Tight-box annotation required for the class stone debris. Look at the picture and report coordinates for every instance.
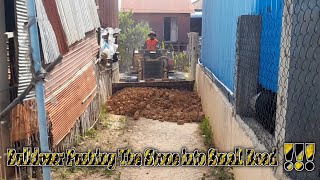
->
[107,87,204,123]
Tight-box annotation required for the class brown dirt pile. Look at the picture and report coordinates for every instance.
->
[106,87,205,123]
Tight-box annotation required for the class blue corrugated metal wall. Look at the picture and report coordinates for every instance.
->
[257,0,283,92]
[201,0,283,93]
[202,0,258,92]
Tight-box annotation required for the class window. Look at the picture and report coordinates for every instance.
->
[164,17,178,42]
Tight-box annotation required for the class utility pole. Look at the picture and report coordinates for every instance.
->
[26,0,51,179]
[188,32,199,81]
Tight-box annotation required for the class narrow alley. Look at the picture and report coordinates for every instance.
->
[52,108,231,180]
[1,0,319,180]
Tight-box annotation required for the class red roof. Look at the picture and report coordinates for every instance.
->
[121,0,194,14]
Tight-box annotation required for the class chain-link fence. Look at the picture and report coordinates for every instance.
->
[234,0,319,179]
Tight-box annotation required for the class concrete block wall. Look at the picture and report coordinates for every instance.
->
[196,64,281,180]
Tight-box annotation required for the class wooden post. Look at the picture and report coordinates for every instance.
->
[188,32,199,81]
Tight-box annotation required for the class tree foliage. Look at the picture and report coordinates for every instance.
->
[118,12,151,72]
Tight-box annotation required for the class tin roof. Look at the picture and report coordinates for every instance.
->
[121,0,194,14]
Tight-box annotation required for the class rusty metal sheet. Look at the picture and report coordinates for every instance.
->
[12,35,99,146]
[46,64,97,146]
[55,0,80,45]
[55,0,100,46]
[42,0,69,54]
[35,0,60,64]
[43,35,99,146]
[10,99,39,142]
[44,34,99,97]
[96,0,119,28]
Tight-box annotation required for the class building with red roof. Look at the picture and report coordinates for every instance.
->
[121,0,194,51]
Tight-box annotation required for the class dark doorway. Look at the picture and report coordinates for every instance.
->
[164,17,171,41]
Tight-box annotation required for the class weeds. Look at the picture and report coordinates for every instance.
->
[200,118,234,180]
[85,128,97,139]
[101,104,107,114]
[73,135,84,147]
[200,117,213,147]
[105,169,113,177]
[214,167,234,180]
[53,167,73,179]
[174,52,189,72]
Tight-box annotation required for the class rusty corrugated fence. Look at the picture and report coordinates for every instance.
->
[35,0,60,64]
[55,0,100,46]
[42,0,69,54]
[96,0,119,28]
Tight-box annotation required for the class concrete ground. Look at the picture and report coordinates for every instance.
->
[52,114,230,180]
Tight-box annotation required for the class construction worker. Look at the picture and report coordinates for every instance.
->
[144,31,159,51]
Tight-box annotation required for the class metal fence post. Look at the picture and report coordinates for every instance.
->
[26,0,51,179]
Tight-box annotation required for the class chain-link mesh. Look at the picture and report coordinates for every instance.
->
[234,0,319,179]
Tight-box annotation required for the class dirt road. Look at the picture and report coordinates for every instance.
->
[52,114,231,180]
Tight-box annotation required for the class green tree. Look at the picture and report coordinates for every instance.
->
[118,12,151,72]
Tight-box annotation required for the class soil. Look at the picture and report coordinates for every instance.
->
[52,115,220,180]
[52,88,233,179]
[106,87,205,123]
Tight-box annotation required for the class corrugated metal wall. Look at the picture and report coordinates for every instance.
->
[42,0,69,54]
[201,0,283,93]
[35,0,60,64]
[44,34,99,146]
[95,0,119,28]
[55,0,100,46]
[16,0,34,98]
[15,0,100,97]
[9,0,107,150]
[10,34,99,145]
[47,64,97,146]
[201,0,258,92]
[10,99,39,142]
[257,0,283,92]
[44,34,98,96]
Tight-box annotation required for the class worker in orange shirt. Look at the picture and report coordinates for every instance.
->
[144,31,159,51]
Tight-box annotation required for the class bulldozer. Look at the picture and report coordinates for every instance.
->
[97,27,194,94]
[132,49,174,81]
[113,47,194,94]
